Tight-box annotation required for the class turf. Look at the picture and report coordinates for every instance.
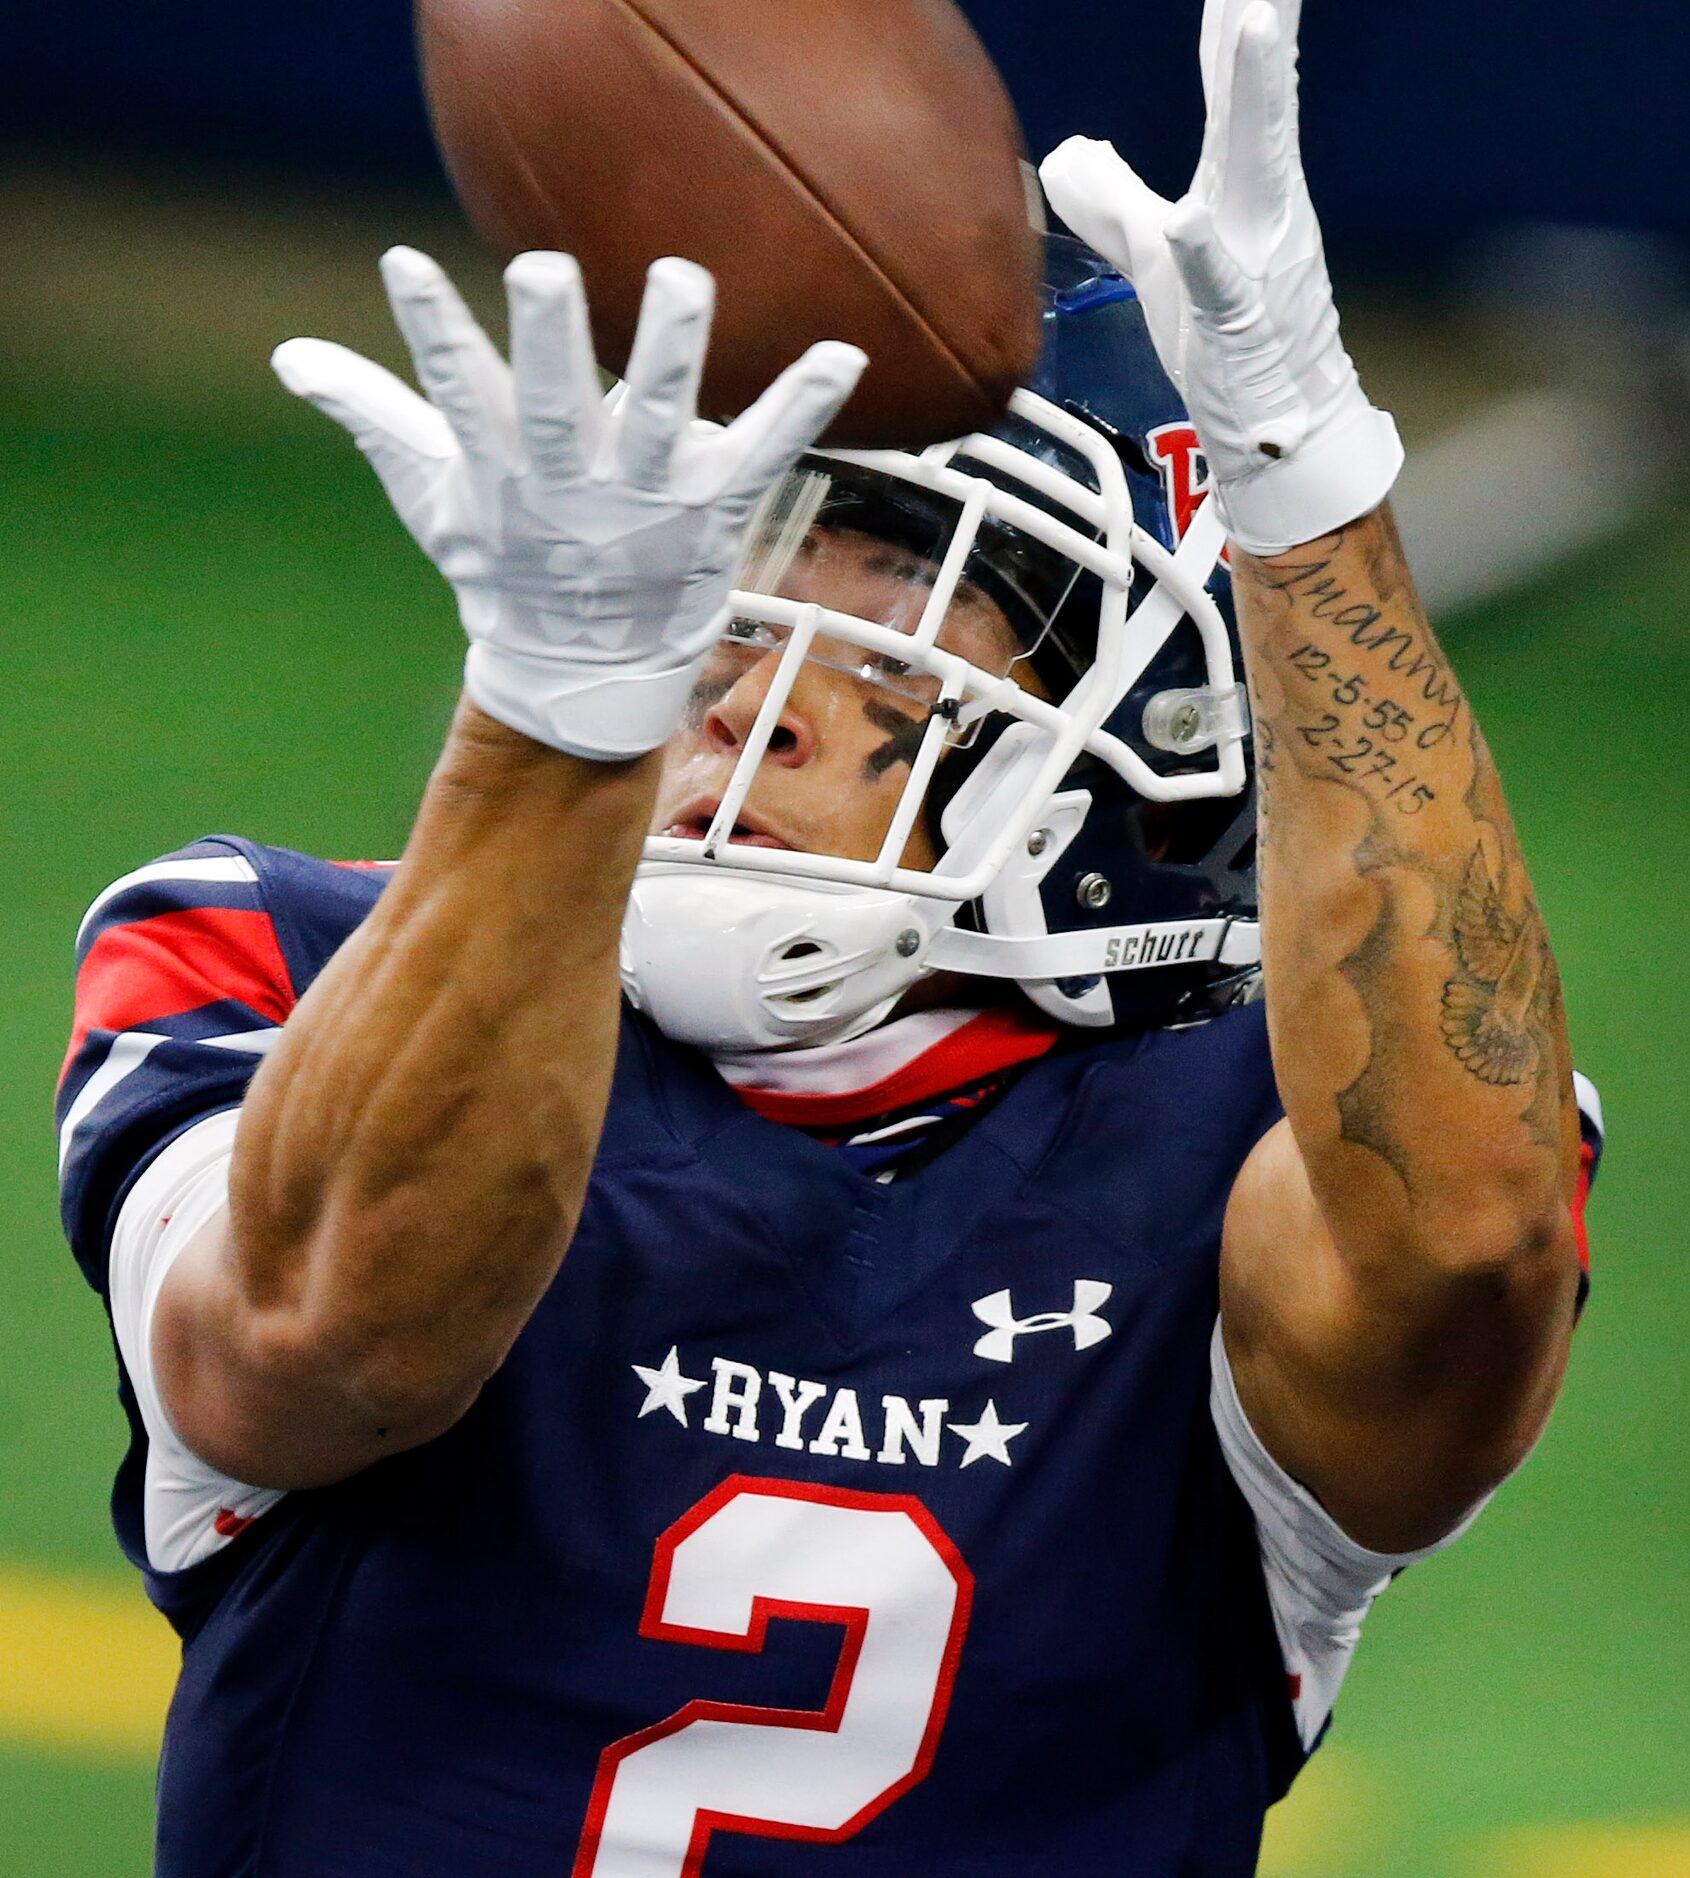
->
[1,383,1684,1874]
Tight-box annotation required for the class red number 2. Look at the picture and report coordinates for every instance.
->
[572,1476,975,1877]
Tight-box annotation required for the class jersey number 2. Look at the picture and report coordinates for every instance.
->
[571,1476,974,1877]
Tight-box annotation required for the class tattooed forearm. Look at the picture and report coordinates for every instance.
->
[1224,509,1579,1556]
[1234,505,1577,1227]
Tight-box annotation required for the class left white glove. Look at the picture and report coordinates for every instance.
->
[1040,0,1402,557]
[274,248,865,760]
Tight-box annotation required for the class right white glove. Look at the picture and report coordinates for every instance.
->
[1040,0,1402,556]
[274,249,866,760]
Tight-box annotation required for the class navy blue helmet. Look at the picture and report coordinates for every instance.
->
[975,233,1259,1029]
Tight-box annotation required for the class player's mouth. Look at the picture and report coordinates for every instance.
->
[664,801,795,851]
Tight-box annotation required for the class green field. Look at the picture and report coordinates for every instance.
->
[1,186,1686,1873]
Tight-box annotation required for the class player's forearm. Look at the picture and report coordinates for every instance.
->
[222,702,658,1427]
[1233,505,1582,1279]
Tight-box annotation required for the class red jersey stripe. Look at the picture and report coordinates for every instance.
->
[734,1007,1063,1128]
[63,907,295,1078]
[1571,1138,1595,1272]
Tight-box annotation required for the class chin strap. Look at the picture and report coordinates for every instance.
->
[925,914,1260,981]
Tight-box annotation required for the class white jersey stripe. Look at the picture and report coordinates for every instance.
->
[107,1111,285,1572]
[201,1028,283,1056]
[58,1032,169,1172]
[1573,1070,1605,1143]
[58,1026,278,1174]
[76,857,259,950]
[1210,1320,1488,1751]
[713,1007,980,1096]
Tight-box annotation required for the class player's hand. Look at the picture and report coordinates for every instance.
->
[1039,0,1402,557]
[273,251,866,760]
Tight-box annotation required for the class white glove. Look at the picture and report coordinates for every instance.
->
[1040,0,1402,557]
[273,249,866,759]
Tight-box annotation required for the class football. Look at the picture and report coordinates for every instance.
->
[416,0,1043,446]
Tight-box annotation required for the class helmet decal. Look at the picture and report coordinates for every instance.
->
[1146,422,1217,550]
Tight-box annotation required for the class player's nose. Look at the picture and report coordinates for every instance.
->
[704,652,817,768]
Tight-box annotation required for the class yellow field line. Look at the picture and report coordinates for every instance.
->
[0,1564,175,1761]
[1259,1745,1389,1874]
[1465,1823,1690,1878]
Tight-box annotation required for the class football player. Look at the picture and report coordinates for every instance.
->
[58,1,1602,1871]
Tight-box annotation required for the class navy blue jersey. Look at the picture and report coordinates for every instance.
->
[57,837,1602,1877]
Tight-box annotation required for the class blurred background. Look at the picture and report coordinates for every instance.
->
[1,1,1686,1872]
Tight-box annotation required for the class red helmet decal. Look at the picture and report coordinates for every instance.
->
[1145,422,1212,544]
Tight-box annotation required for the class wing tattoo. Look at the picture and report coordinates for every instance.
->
[1439,848,1553,1087]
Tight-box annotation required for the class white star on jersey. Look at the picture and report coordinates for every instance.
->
[631,1347,708,1426]
[948,1400,1029,1468]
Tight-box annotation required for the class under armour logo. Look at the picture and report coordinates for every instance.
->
[971,1282,1115,1364]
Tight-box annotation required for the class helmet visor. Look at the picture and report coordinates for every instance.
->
[652,463,1052,881]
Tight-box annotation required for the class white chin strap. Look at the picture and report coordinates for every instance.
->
[621,864,1260,1056]
[621,868,934,1053]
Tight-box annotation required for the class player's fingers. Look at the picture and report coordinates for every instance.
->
[506,251,605,484]
[1039,139,1173,287]
[615,258,716,491]
[714,340,867,509]
[273,337,457,503]
[1208,4,1295,239]
[1043,137,1193,387]
[1166,198,1255,324]
[1199,0,1301,107]
[1198,0,1239,106]
[380,246,519,475]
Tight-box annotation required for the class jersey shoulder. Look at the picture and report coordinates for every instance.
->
[1058,998,1282,1156]
[1570,1070,1605,1293]
[1573,1070,1606,1180]
[71,834,394,996]
[58,835,395,1290]
[1076,995,1282,1191]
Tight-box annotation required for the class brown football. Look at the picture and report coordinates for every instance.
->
[416,0,1043,446]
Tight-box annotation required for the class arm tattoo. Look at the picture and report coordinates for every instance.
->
[1242,515,1572,1195]
[1441,847,1558,1088]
